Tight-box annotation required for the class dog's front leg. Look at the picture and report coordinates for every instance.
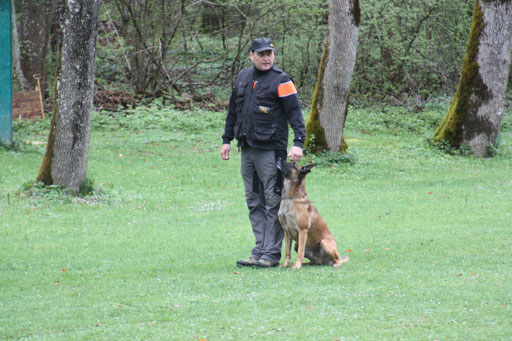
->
[293,228,308,270]
[281,230,292,268]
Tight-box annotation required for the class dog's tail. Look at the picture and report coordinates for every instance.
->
[333,255,349,268]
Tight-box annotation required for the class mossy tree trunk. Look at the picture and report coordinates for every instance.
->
[304,0,360,153]
[434,0,512,157]
[36,0,98,192]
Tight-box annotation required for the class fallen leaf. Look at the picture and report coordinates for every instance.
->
[346,249,352,253]
[428,192,432,195]
[384,248,390,251]
[307,306,313,310]
[233,271,241,275]
[456,274,463,277]
[61,268,67,271]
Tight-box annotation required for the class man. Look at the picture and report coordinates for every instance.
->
[220,37,306,268]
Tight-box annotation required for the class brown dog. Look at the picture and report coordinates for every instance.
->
[277,159,348,270]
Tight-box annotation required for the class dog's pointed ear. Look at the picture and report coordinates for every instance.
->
[300,164,315,175]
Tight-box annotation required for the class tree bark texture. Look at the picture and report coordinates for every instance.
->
[304,0,360,153]
[434,0,512,157]
[36,0,98,191]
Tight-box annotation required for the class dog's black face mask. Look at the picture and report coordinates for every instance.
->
[277,158,315,180]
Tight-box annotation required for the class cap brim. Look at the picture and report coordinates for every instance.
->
[254,47,275,53]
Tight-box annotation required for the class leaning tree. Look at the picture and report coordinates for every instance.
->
[434,0,512,157]
[304,0,360,153]
[36,0,99,192]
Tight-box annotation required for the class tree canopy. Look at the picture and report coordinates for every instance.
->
[14,0,510,107]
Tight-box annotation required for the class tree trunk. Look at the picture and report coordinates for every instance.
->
[36,0,98,192]
[434,0,512,157]
[19,0,47,89]
[304,0,360,153]
[11,0,29,90]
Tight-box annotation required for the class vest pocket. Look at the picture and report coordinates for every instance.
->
[252,110,276,143]
[252,124,276,143]
[234,82,247,113]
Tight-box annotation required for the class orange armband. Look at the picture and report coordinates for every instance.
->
[278,81,297,98]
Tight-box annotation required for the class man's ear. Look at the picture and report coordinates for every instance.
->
[300,164,315,175]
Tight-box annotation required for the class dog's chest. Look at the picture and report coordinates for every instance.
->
[278,200,299,240]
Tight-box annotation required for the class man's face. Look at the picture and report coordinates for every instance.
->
[250,50,275,71]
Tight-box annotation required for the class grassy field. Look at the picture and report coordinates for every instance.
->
[1,101,511,340]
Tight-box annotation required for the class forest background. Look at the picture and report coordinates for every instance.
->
[4,1,512,338]
[15,0,512,113]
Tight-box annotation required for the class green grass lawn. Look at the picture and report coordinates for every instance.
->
[1,101,511,340]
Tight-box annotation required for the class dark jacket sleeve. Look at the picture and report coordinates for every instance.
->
[280,76,306,148]
[222,87,237,144]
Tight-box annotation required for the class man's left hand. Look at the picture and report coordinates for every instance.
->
[288,146,303,161]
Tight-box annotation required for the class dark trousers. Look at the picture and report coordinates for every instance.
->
[241,146,283,263]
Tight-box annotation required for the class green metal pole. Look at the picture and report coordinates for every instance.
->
[0,0,12,146]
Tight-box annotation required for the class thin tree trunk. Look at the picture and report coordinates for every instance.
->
[40,0,60,94]
[304,0,360,153]
[36,0,98,191]
[19,0,47,89]
[434,0,512,157]
[36,46,60,186]
[11,0,29,90]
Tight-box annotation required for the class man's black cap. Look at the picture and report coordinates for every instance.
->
[251,37,275,53]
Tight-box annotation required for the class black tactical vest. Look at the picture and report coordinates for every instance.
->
[232,66,289,150]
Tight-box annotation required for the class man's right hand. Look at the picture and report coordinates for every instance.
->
[220,144,231,160]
